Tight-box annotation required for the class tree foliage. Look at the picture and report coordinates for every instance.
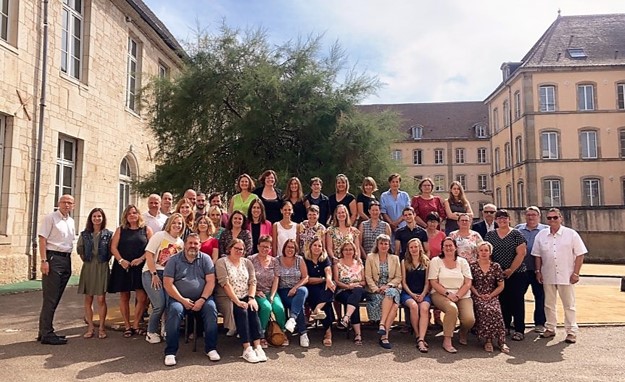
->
[137,26,401,198]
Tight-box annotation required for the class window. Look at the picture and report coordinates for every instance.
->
[391,149,402,161]
[504,143,512,168]
[455,148,465,164]
[410,125,423,140]
[515,136,523,163]
[503,100,510,127]
[495,188,502,207]
[517,181,525,207]
[158,62,169,78]
[0,115,5,208]
[539,85,556,112]
[578,84,595,111]
[492,108,499,132]
[620,129,625,158]
[477,174,488,191]
[477,147,487,164]
[475,124,487,138]
[412,149,422,165]
[55,137,76,203]
[505,184,513,207]
[126,36,141,112]
[582,178,601,206]
[514,91,521,120]
[541,131,559,159]
[434,149,444,164]
[61,0,83,80]
[455,174,466,190]
[119,158,132,221]
[543,179,562,207]
[494,147,500,172]
[580,130,598,159]
[434,175,445,192]
[618,83,625,110]
[568,48,587,59]
[0,0,9,42]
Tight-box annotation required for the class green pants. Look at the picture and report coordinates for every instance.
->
[255,294,286,334]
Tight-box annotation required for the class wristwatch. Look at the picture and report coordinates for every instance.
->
[152,271,157,276]
[41,259,49,263]
[444,291,450,296]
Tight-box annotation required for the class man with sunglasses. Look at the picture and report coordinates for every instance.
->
[472,203,498,239]
[532,208,587,344]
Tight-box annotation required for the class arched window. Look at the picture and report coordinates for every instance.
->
[118,156,137,222]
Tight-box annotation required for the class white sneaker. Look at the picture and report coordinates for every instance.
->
[254,345,267,362]
[242,346,260,363]
[145,332,161,344]
[207,350,221,361]
[299,332,310,348]
[164,355,176,366]
[160,322,167,338]
[285,318,296,333]
[226,328,237,337]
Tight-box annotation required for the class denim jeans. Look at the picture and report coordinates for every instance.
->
[141,270,167,333]
[232,297,262,344]
[277,286,308,334]
[524,270,546,326]
[164,297,218,355]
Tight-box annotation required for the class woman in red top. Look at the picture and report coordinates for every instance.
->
[411,178,446,229]
[196,215,219,262]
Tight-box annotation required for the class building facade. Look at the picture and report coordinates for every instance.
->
[0,0,183,283]
[485,13,625,209]
[361,102,492,215]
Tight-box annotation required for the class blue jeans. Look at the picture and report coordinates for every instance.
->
[525,270,546,326]
[164,298,218,356]
[141,270,167,333]
[278,286,308,334]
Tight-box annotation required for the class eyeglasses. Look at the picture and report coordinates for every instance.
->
[483,211,496,214]
[546,216,559,221]
[233,247,245,252]
[259,245,271,250]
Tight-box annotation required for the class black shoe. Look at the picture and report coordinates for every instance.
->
[379,339,393,349]
[36,334,67,341]
[41,336,68,345]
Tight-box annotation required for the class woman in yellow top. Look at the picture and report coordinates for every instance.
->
[229,174,259,215]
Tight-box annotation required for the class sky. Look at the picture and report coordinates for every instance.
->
[143,0,625,105]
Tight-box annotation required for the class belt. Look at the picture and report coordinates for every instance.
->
[47,250,71,257]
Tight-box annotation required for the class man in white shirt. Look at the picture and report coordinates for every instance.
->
[144,194,168,233]
[532,208,587,344]
[161,192,173,216]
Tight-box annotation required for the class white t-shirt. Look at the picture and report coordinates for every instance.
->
[143,211,168,233]
[532,225,587,285]
[428,256,472,299]
[142,231,184,272]
[38,210,75,253]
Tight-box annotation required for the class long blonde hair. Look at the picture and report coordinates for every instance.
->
[404,238,429,271]
[304,236,328,263]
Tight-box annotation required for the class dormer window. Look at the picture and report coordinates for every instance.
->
[474,124,488,139]
[410,125,423,140]
[568,48,587,59]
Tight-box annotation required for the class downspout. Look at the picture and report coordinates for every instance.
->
[30,0,49,280]
[507,84,516,207]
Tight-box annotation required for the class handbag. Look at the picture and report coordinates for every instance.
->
[266,316,286,346]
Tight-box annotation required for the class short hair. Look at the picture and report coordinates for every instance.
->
[388,173,401,182]
[482,203,497,211]
[164,213,186,235]
[368,200,381,210]
[418,177,434,192]
[525,206,541,215]
[196,192,206,199]
[185,233,201,243]
[439,237,458,260]
[307,204,320,213]
[477,241,493,253]
[338,240,357,258]
[227,210,247,230]
[258,170,278,186]
[426,211,440,222]
[258,235,272,244]
[495,209,510,218]
[282,238,299,257]
[226,238,245,254]
[235,173,256,193]
[548,208,562,217]
[148,194,161,202]
[120,205,145,229]
[247,198,267,223]
[310,177,323,186]
[361,177,378,193]
[402,206,415,215]
[208,192,222,203]
[85,208,107,232]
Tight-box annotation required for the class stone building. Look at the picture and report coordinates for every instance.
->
[0,0,184,283]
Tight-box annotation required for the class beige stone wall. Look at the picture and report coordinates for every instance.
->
[0,0,182,284]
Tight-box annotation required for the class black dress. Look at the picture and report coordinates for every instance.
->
[108,227,148,292]
[254,188,283,223]
[328,193,356,222]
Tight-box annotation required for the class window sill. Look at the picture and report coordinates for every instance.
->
[59,72,90,92]
[125,107,142,120]
[0,39,18,55]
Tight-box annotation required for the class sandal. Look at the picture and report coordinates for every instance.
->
[123,328,134,338]
[376,324,387,336]
[323,334,332,347]
[500,343,510,354]
[339,315,350,329]
[134,328,147,336]
[417,339,429,353]
[484,341,494,352]
[511,332,524,341]
[83,327,95,339]
[443,344,457,353]
[353,334,362,346]
[98,330,107,339]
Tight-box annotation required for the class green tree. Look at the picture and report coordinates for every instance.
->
[138,26,401,198]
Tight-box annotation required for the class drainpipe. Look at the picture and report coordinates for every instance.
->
[30,0,49,280]
[507,84,516,207]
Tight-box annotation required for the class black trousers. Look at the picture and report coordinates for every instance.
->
[39,251,72,339]
[499,271,528,333]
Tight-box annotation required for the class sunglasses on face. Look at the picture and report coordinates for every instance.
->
[546,216,559,221]
[483,211,496,214]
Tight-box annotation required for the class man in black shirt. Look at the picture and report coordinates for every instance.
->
[304,177,330,227]
[394,207,428,260]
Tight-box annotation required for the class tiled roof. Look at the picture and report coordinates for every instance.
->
[126,0,186,58]
[358,102,489,141]
[521,13,625,68]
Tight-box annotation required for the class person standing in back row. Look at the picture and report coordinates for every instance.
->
[38,194,76,345]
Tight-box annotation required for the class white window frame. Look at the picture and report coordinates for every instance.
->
[503,100,510,127]
[475,124,487,138]
[391,149,402,161]
[541,131,559,160]
[434,175,445,192]
[61,0,83,80]
[583,178,601,206]
[455,148,465,164]
[515,136,523,164]
[494,147,500,172]
[126,36,140,112]
[504,143,512,168]
[119,158,132,221]
[410,125,423,140]
[477,147,487,164]
[158,61,169,78]
[455,174,466,190]
[580,130,598,159]
[434,149,444,165]
[412,149,422,165]
[505,184,513,208]
[543,179,562,207]
[0,0,9,42]
[477,174,488,191]
[514,91,521,120]
[539,85,556,112]
[55,136,76,202]
[578,84,595,111]
[618,83,625,110]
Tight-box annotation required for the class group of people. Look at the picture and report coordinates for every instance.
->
[37,172,587,366]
